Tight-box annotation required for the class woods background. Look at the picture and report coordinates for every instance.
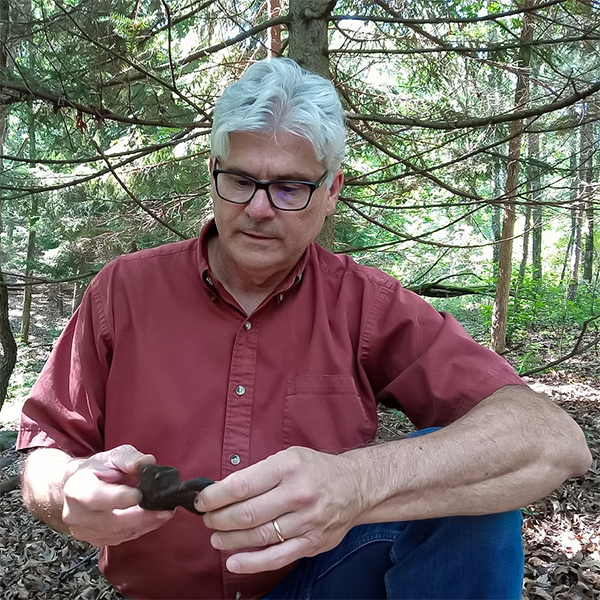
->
[0,3,600,598]
[0,0,599,410]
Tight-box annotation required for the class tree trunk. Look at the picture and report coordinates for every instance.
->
[513,204,531,317]
[0,0,18,412]
[561,150,578,284]
[580,117,594,282]
[491,158,503,279]
[21,222,36,343]
[584,201,594,283]
[267,0,282,57]
[21,79,38,344]
[513,118,536,317]
[527,126,543,282]
[568,205,583,301]
[288,0,337,251]
[567,114,592,299]
[490,1,534,353]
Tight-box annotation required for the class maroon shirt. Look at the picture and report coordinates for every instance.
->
[18,221,524,599]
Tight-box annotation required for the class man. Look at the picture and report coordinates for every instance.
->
[18,58,590,600]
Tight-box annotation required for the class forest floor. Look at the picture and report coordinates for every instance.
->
[0,287,599,599]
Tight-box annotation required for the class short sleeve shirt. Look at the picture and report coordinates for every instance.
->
[17,220,524,599]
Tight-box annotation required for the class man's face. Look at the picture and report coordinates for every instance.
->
[210,131,343,286]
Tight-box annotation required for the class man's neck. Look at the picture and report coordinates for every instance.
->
[207,237,289,315]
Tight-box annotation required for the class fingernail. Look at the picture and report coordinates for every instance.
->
[194,494,206,513]
[227,559,241,573]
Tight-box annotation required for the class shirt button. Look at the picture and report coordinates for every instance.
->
[278,293,284,302]
[205,276,214,286]
[230,454,241,466]
[235,385,246,395]
[244,321,251,331]
[235,593,242,600]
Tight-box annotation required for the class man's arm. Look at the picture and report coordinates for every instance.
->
[198,385,591,574]
[349,384,591,522]
[21,448,86,534]
[21,445,174,546]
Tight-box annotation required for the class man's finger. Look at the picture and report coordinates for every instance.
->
[69,505,174,547]
[197,454,284,513]
[225,536,310,574]
[210,513,298,550]
[201,487,291,532]
[104,444,156,474]
[64,468,143,511]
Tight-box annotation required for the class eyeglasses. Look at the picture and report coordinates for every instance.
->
[212,161,328,211]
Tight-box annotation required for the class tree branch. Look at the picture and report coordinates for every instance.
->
[346,120,484,201]
[519,315,600,376]
[330,33,600,56]
[103,15,290,88]
[0,79,211,129]
[0,130,207,201]
[91,139,189,240]
[52,0,209,119]
[0,270,99,288]
[331,0,570,26]
[346,81,600,130]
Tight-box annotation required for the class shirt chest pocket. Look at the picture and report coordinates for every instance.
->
[282,375,376,454]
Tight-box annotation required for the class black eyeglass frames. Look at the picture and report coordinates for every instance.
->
[212,162,328,211]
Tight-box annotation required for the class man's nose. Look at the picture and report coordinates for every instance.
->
[245,188,276,220]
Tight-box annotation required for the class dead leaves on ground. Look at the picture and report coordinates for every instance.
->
[522,374,600,600]
[0,372,599,599]
[0,448,121,599]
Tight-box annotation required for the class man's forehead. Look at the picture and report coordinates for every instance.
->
[227,130,317,153]
[220,130,324,177]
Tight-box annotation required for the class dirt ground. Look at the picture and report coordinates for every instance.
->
[0,288,599,599]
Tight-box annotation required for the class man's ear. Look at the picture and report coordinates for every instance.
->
[326,169,344,215]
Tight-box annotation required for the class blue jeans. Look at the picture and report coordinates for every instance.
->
[262,512,524,599]
[263,428,524,599]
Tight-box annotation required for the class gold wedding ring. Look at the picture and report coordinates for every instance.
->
[272,519,285,543]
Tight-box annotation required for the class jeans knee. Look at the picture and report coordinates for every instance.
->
[390,510,523,563]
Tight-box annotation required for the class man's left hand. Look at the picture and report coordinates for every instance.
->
[196,446,364,574]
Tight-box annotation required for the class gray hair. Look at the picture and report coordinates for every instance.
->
[210,58,346,184]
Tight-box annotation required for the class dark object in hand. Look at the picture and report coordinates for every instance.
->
[138,464,214,514]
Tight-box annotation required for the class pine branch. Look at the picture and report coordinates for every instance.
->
[346,81,600,131]
[0,79,211,129]
[331,0,569,26]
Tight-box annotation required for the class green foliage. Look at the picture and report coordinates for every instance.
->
[0,430,17,451]
[109,13,152,54]
[431,270,600,374]
[0,0,598,383]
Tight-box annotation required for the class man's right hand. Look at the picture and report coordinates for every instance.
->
[22,445,174,547]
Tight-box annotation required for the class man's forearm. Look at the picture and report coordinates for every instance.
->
[21,448,85,534]
[345,385,592,524]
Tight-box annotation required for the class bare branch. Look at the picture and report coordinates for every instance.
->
[91,139,189,240]
[346,120,483,201]
[0,130,208,201]
[331,0,570,26]
[346,81,600,130]
[0,270,99,288]
[330,33,600,56]
[520,315,600,376]
[103,14,290,88]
